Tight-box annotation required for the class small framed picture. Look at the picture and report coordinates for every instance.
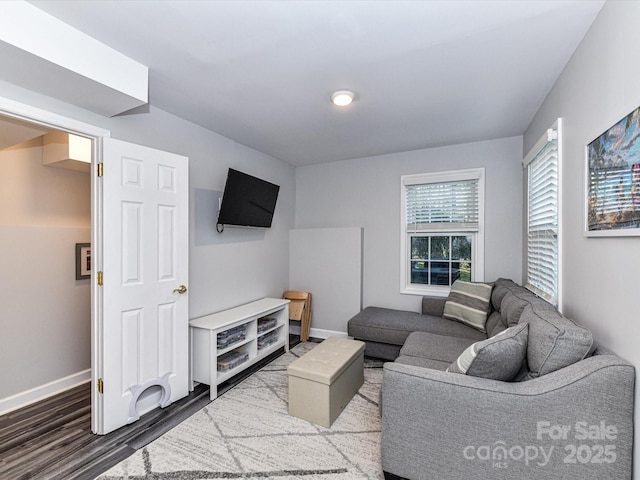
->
[76,243,91,280]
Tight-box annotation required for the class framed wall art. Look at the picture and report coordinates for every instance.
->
[75,243,91,280]
[585,106,640,236]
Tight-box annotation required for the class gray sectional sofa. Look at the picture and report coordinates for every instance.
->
[347,278,635,480]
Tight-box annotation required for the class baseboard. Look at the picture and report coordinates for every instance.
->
[289,325,349,340]
[0,369,91,416]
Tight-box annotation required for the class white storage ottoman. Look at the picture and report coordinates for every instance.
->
[287,337,365,427]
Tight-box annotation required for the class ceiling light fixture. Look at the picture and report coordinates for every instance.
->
[331,90,355,107]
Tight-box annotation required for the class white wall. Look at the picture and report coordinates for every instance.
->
[523,2,640,476]
[294,136,523,313]
[0,81,295,402]
[0,137,91,399]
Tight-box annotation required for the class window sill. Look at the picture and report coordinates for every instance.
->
[401,285,450,297]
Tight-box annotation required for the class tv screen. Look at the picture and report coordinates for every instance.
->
[217,168,280,228]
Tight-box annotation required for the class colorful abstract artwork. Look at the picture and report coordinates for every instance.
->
[586,106,640,235]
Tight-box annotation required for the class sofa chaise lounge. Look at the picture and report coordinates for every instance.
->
[347,278,635,480]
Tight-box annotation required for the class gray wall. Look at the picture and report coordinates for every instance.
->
[0,80,295,401]
[289,227,363,335]
[523,2,640,476]
[294,136,524,316]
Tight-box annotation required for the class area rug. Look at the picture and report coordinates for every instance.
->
[96,342,384,480]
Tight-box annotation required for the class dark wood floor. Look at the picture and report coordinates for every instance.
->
[0,340,298,480]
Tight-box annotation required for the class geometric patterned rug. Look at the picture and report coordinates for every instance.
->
[95,342,384,479]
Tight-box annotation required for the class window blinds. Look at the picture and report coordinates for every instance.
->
[406,179,479,232]
[526,138,558,304]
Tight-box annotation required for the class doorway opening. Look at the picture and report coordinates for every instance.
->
[0,99,107,434]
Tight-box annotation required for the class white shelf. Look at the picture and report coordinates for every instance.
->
[189,298,290,400]
[216,333,254,356]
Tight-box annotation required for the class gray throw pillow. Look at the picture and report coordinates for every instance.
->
[490,278,518,312]
[519,304,593,379]
[443,280,493,332]
[447,323,529,381]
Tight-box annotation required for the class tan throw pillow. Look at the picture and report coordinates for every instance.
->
[443,280,493,332]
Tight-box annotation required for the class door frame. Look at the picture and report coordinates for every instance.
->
[0,95,110,433]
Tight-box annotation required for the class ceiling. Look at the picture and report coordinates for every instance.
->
[26,0,605,167]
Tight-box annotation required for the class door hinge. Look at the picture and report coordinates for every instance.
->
[97,271,103,286]
[97,162,104,177]
[97,378,104,394]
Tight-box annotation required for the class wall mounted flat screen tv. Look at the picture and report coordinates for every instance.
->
[217,168,280,228]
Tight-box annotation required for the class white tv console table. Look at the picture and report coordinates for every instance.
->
[189,298,290,400]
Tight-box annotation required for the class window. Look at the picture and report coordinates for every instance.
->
[525,121,561,305]
[401,168,484,296]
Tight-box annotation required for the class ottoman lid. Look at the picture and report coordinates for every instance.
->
[287,337,365,385]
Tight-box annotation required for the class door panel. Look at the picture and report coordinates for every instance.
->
[97,138,188,435]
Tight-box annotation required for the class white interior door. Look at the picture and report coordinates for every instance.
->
[95,138,189,435]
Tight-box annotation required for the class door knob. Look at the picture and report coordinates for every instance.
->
[173,285,187,294]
